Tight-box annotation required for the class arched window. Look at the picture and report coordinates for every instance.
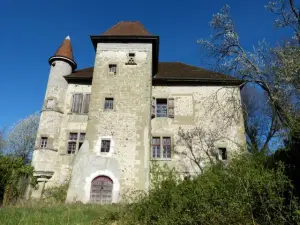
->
[90,176,113,204]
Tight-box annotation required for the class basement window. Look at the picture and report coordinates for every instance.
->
[217,148,227,160]
[40,137,48,148]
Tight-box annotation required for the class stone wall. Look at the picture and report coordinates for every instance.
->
[151,85,246,176]
[67,43,153,202]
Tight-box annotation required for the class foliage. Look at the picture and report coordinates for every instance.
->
[122,154,300,225]
[0,156,35,206]
[42,182,70,203]
[6,112,40,164]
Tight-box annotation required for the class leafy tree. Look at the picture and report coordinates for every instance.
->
[6,112,39,164]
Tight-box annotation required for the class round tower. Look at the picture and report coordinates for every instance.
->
[31,36,76,198]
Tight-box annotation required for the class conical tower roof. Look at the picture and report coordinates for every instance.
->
[49,36,77,71]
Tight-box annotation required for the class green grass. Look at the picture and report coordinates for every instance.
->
[0,203,122,225]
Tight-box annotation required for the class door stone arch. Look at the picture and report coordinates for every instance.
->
[90,176,113,204]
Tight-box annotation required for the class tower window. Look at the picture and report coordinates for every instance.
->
[109,64,117,75]
[126,52,136,65]
[46,99,55,109]
[101,140,111,153]
[104,98,114,110]
[40,137,48,148]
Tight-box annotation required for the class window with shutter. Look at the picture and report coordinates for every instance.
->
[168,98,174,118]
[71,94,83,113]
[151,98,156,117]
[83,94,91,113]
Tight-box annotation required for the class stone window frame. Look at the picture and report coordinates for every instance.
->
[96,136,114,157]
[67,132,86,154]
[151,135,173,160]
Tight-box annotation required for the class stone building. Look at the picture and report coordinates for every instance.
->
[31,21,246,203]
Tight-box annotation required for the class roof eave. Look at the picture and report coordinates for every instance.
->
[152,78,243,86]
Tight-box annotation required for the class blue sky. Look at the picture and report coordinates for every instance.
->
[0,0,292,128]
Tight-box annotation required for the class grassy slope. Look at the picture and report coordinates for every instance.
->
[0,203,122,225]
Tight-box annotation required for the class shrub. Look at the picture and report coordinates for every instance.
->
[42,182,69,203]
[122,154,300,225]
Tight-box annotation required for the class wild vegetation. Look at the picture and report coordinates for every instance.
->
[1,0,300,224]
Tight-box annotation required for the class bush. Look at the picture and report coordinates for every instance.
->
[122,154,300,225]
[42,182,69,203]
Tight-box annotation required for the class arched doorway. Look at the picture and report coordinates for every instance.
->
[90,176,113,204]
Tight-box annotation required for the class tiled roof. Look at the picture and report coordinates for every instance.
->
[64,62,241,85]
[53,36,74,60]
[101,21,151,36]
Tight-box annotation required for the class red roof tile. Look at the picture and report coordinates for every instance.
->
[101,21,151,36]
[54,36,74,61]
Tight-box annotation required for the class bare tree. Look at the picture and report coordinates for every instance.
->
[197,2,300,130]
[6,113,40,164]
[241,85,282,154]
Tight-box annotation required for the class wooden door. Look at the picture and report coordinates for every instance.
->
[90,176,113,204]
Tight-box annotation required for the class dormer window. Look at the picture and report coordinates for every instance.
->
[126,53,136,65]
[109,64,117,75]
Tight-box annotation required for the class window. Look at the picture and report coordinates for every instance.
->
[46,99,55,109]
[152,137,160,158]
[71,93,91,114]
[104,98,114,110]
[67,132,85,154]
[163,137,171,158]
[40,137,48,148]
[217,148,227,160]
[101,140,111,153]
[126,53,136,65]
[156,99,168,117]
[152,98,174,118]
[152,137,171,159]
[109,64,117,75]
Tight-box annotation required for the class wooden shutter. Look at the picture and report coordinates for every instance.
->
[83,94,91,113]
[71,93,83,113]
[151,97,156,117]
[168,98,174,118]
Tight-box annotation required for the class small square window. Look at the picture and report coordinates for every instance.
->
[104,98,114,110]
[40,137,48,148]
[101,140,111,153]
[109,64,117,75]
[218,148,227,160]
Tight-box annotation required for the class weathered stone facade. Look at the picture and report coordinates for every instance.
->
[30,21,246,203]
